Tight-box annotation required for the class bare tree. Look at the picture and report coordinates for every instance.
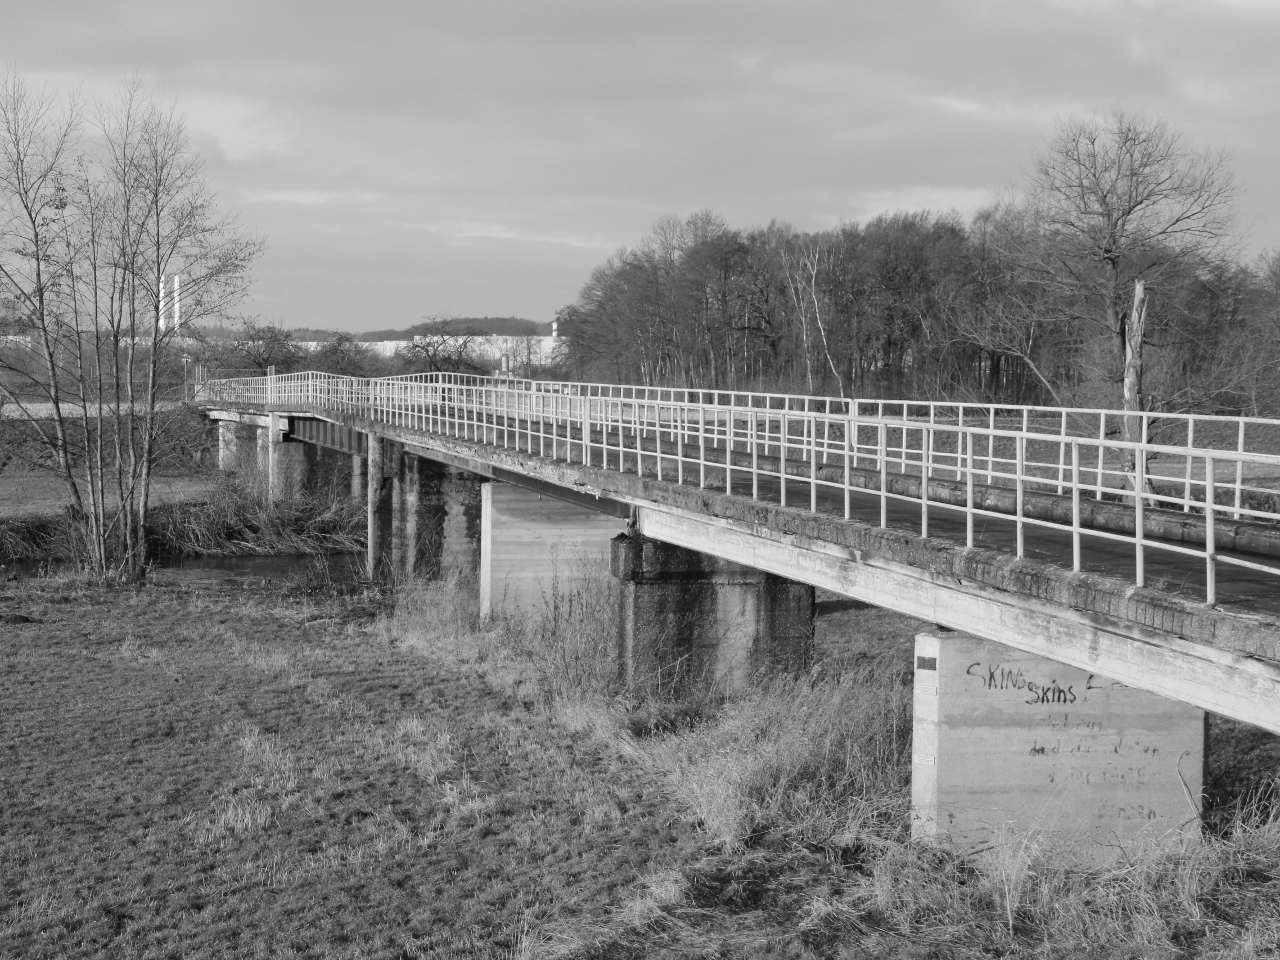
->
[0,73,261,576]
[0,72,84,511]
[398,315,483,375]
[1026,112,1238,427]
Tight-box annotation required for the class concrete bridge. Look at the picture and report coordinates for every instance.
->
[200,370,1280,857]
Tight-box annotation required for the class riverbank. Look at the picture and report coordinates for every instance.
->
[0,575,700,959]
[4,571,1279,958]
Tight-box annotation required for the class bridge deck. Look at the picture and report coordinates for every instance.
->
[200,372,1280,733]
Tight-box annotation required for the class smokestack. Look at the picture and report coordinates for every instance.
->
[173,274,181,330]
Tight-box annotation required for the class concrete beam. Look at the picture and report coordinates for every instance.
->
[634,504,1280,734]
[205,409,270,428]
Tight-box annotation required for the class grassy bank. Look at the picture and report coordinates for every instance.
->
[377,570,1280,958]
[4,558,1278,957]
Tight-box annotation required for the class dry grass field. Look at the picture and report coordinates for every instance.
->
[3,567,1279,958]
[0,575,701,958]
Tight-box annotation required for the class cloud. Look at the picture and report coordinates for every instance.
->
[3,0,1279,329]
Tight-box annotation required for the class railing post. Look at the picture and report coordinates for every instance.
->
[966,430,974,548]
[1057,409,1067,495]
[844,415,852,521]
[1205,455,1217,605]
[699,403,707,488]
[879,422,888,529]
[752,409,760,501]
[781,413,788,508]
[921,425,930,538]
[1184,419,1195,513]
[1234,421,1245,520]
[1072,442,1082,572]
[810,414,818,513]
[1097,413,1106,500]
[1015,435,1025,558]
[726,409,733,495]
[988,407,995,485]
[1135,440,1146,587]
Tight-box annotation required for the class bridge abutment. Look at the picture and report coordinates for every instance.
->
[610,533,814,694]
[911,631,1205,864]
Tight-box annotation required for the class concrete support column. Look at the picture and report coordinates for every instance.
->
[610,533,814,694]
[351,454,365,504]
[911,632,1206,864]
[390,443,406,577]
[256,425,270,477]
[269,444,307,501]
[264,413,306,501]
[479,480,628,619]
[441,468,481,581]
[366,434,385,580]
[217,420,238,471]
[404,454,420,578]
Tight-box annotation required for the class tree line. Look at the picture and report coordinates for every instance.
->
[556,112,1280,417]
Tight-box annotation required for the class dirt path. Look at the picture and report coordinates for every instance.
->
[0,581,699,959]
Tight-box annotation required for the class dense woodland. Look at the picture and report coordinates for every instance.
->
[557,116,1280,417]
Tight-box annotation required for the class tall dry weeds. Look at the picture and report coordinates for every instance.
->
[378,556,1280,957]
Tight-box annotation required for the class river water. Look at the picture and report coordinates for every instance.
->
[3,552,367,587]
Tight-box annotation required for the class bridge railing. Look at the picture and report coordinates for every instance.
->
[202,371,1280,603]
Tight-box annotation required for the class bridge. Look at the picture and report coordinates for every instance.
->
[200,370,1280,855]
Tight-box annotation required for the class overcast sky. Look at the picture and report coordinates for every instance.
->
[5,1,1280,332]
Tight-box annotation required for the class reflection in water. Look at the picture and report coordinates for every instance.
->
[2,552,365,586]
[151,552,365,587]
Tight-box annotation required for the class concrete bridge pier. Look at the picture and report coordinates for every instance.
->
[350,453,365,505]
[476,481,813,692]
[217,420,240,471]
[250,415,307,501]
[611,534,814,694]
[365,434,394,579]
[441,469,480,580]
[363,446,471,583]
[911,632,1206,864]
[479,480,626,618]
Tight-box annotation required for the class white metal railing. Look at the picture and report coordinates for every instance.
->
[200,371,1280,605]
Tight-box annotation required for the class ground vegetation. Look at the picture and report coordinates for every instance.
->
[3,549,1277,957]
[378,566,1280,958]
